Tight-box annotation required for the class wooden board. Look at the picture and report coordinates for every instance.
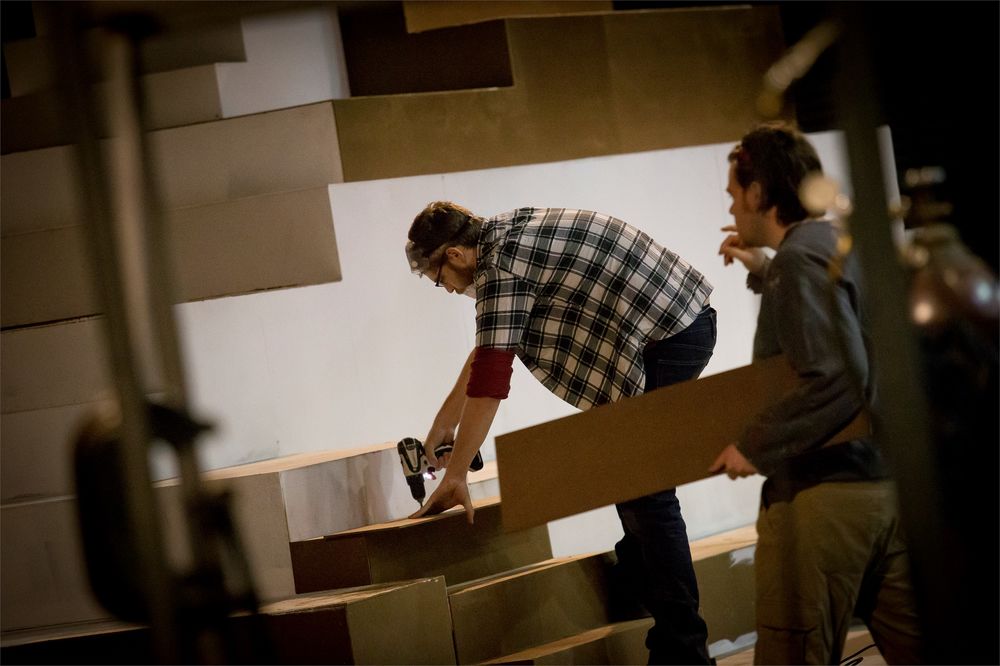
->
[290,496,552,593]
[496,356,871,531]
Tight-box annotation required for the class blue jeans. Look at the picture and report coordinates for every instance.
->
[615,306,717,664]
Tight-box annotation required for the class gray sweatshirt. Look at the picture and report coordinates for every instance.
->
[739,220,886,494]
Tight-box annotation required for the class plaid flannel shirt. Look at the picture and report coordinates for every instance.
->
[474,207,712,409]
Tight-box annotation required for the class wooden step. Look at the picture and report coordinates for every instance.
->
[1,102,342,235]
[290,496,552,594]
[447,552,637,664]
[452,527,757,665]
[481,618,653,665]
[0,577,457,665]
[0,445,500,630]
[1,185,342,328]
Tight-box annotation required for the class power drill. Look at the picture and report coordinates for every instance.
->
[396,438,484,505]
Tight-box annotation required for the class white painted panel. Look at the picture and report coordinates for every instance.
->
[217,7,350,118]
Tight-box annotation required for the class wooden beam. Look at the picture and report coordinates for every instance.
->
[496,356,871,531]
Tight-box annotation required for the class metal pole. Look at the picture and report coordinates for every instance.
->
[832,5,956,661]
[45,5,179,662]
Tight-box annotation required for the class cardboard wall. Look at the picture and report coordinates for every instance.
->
[333,7,786,181]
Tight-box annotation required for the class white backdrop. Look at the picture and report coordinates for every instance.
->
[173,130,895,555]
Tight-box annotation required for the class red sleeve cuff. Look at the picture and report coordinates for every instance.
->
[466,347,516,399]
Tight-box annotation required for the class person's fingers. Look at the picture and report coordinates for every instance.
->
[708,452,725,473]
[409,503,428,520]
[721,245,755,265]
[718,234,738,254]
[464,499,475,525]
[720,225,737,232]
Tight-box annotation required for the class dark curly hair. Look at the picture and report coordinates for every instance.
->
[729,123,823,225]
[408,201,484,259]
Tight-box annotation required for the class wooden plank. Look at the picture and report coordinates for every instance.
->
[496,356,871,531]
[289,496,552,593]
[447,552,624,664]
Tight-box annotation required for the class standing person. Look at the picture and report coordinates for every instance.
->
[709,124,923,664]
[405,202,716,664]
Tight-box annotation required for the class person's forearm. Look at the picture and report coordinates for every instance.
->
[444,396,500,478]
[434,350,475,430]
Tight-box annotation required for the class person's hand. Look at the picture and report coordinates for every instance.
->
[708,444,759,479]
[409,474,475,524]
[424,424,456,469]
[719,225,768,275]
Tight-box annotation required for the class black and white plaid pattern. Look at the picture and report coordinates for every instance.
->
[474,207,712,409]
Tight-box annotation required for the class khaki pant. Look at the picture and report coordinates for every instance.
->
[753,481,923,665]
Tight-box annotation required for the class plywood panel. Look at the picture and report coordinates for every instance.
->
[496,356,871,531]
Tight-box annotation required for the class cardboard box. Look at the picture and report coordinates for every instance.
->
[447,552,639,664]
[1,578,456,665]
[497,357,871,531]
[482,618,653,665]
[290,496,552,593]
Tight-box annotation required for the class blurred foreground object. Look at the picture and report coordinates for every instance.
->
[900,167,999,659]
